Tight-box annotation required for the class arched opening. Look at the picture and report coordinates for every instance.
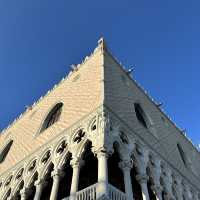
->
[162,191,166,200]
[3,188,11,200]
[57,153,73,199]
[40,163,54,200]
[13,181,24,200]
[78,141,98,191]
[147,180,157,200]
[108,145,125,192]
[146,167,157,200]
[40,103,63,133]
[0,140,13,163]
[130,165,143,200]
[26,172,38,200]
[134,103,148,128]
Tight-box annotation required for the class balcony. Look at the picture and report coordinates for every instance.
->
[62,183,127,200]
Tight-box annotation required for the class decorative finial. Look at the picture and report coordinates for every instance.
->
[98,37,107,51]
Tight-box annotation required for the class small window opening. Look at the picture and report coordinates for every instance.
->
[0,140,13,164]
[40,103,63,132]
[134,103,148,128]
[177,143,187,167]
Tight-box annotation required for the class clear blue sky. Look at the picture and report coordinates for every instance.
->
[0,0,199,147]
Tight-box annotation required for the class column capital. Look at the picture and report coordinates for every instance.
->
[95,148,110,159]
[136,174,148,184]
[70,157,84,168]
[151,184,162,196]
[51,168,65,179]
[34,179,47,187]
[20,187,31,198]
[119,160,133,171]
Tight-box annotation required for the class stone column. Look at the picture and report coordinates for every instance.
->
[173,176,183,200]
[96,150,109,198]
[161,166,175,200]
[33,179,46,200]
[148,158,162,200]
[49,169,64,200]
[70,157,83,198]
[136,174,150,200]
[119,161,134,200]
[20,188,31,200]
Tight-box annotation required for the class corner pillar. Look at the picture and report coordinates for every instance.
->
[96,149,109,198]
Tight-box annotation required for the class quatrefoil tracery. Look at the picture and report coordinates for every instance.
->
[28,160,36,172]
[41,151,51,164]
[56,141,67,154]
[16,168,24,180]
[73,130,86,144]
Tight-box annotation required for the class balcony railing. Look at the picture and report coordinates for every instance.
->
[62,183,126,200]
[108,184,126,200]
[76,183,97,200]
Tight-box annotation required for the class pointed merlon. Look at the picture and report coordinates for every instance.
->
[181,129,187,135]
[126,66,135,75]
[156,102,163,107]
[70,64,78,71]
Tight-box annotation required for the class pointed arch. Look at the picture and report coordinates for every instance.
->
[12,180,24,198]
[26,171,38,188]
[2,188,11,200]
[108,143,125,192]
[78,141,98,191]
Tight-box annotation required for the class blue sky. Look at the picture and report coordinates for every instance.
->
[0,0,200,147]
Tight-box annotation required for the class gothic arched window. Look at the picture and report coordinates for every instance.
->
[134,103,148,128]
[0,140,13,164]
[40,103,63,132]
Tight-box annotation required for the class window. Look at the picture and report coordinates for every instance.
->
[134,103,148,128]
[40,103,63,132]
[177,143,187,167]
[0,140,13,163]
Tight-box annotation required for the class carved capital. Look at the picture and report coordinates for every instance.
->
[20,187,31,198]
[70,157,84,168]
[136,174,148,184]
[151,184,163,196]
[118,160,133,171]
[51,169,65,179]
[34,179,47,187]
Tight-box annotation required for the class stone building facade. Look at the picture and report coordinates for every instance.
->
[0,38,199,200]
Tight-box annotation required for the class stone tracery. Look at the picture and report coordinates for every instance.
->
[0,110,199,200]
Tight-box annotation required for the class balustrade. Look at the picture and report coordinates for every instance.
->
[62,183,127,200]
